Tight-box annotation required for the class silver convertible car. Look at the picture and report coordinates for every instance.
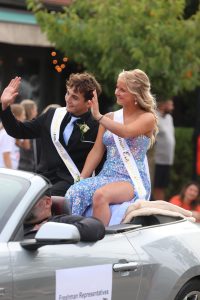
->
[1,168,200,300]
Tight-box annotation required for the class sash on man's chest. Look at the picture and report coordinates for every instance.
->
[50,108,80,182]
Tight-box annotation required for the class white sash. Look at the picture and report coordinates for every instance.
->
[113,109,150,199]
[50,108,80,182]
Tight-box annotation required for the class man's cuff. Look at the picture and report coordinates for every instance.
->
[0,103,11,117]
[0,102,2,113]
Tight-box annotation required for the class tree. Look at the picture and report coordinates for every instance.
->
[27,0,200,100]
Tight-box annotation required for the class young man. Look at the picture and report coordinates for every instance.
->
[0,73,102,196]
[23,194,105,241]
[153,99,175,201]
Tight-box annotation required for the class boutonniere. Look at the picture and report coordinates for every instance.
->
[77,122,90,141]
[74,175,84,183]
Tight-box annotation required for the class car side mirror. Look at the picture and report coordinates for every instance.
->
[20,222,81,251]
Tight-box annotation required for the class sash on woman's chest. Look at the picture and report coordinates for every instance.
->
[113,109,150,199]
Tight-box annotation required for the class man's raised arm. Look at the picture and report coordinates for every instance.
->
[0,77,21,110]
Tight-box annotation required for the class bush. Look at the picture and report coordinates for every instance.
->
[166,127,195,198]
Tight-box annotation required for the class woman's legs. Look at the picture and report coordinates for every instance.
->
[65,179,95,215]
[92,181,134,226]
[65,176,108,215]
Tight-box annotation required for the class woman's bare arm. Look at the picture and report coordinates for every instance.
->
[81,125,106,178]
[89,90,155,138]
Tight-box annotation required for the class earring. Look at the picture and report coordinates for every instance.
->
[135,101,137,105]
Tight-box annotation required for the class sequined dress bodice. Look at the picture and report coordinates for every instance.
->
[100,130,150,181]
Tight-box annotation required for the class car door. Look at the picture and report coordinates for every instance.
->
[0,243,13,300]
[8,232,142,300]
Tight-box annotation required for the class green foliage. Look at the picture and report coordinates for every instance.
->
[167,127,195,198]
[26,0,200,100]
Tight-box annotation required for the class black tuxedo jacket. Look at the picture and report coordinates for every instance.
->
[0,107,101,186]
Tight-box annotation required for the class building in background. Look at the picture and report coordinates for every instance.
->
[0,0,75,111]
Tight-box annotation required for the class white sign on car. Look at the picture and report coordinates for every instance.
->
[56,264,112,300]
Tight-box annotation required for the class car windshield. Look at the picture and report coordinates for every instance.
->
[0,173,30,233]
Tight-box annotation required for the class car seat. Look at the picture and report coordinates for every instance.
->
[51,196,71,215]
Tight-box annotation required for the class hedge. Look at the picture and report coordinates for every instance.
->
[167,127,195,198]
[148,127,195,200]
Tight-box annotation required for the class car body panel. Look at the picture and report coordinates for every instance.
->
[9,234,141,300]
[125,221,200,300]
[0,244,12,300]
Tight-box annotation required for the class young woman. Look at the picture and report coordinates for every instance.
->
[65,69,158,225]
[169,182,200,222]
[18,99,38,172]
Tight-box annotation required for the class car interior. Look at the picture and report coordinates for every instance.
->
[51,197,184,234]
[51,196,71,215]
[13,197,184,243]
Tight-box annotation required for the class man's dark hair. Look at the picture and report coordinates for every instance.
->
[44,188,51,197]
[66,72,102,101]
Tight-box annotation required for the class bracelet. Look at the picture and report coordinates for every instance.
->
[97,115,104,122]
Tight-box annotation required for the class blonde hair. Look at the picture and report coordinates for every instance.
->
[118,69,158,146]
[42,103,61,114]
[10,104,25,119]
[21,99,37,120]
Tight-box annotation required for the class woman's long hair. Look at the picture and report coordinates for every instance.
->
[119,69,158,147]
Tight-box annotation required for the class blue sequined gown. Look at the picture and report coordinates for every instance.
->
[65,129,151,218]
